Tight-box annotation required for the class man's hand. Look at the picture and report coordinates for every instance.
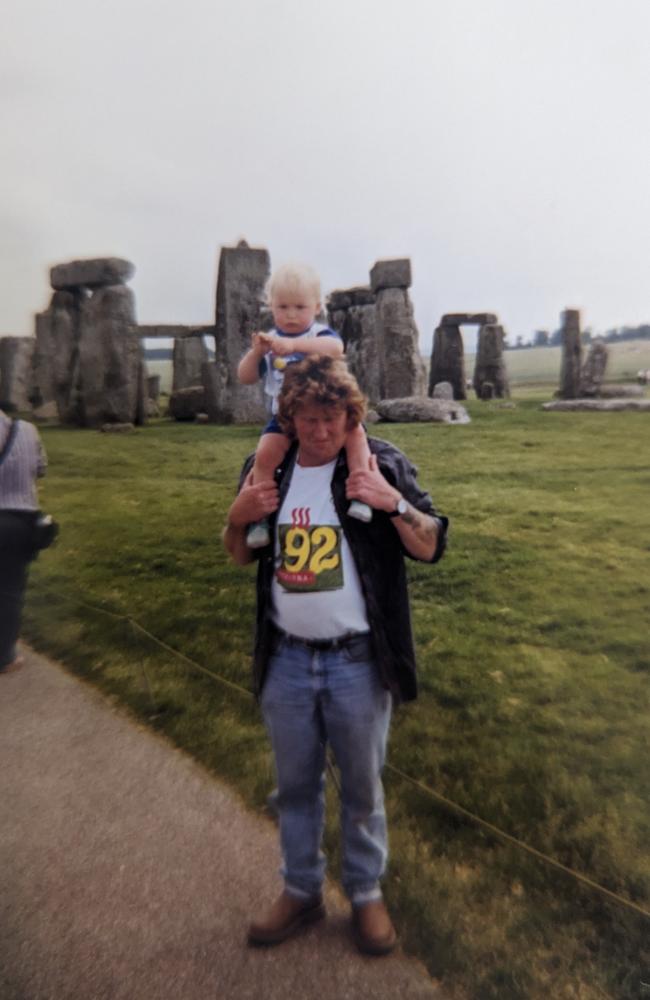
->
[223,472,280,565]
[227,472,279,528]
[346,455,439,561]
[345,454,400,512]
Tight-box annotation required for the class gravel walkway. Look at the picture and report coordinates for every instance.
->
[0,645,446,1000]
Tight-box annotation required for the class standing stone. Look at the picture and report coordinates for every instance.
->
[213,243,270,423]
[473,324,510,400]
[579,339,609,397]
[172,336,209,391]
[429,325,467,401]
[327,287,380,403]
[375,287,426,399]
[201,361,221,422]
[559,309,582,399]
[370,260,425,399]
[432,381,454,400]
[0,337,35,412]
[31,289,87,421]
[147,374,161,401]
[76,285,144,427]
[31,311,56,410]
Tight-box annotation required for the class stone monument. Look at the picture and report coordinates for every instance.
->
[473,323,509,399]
[0,337,34,412]
[172,336,209,391]
[32,257,144,427]
[327,286,379,402]
[429,313,502,402]
[210,241,270,423]
[429,316,468,400]
[579,339,609,397]
[559,308,582,399]
[370,259,426,399]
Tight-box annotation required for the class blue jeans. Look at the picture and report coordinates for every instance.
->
[261,632,392,905]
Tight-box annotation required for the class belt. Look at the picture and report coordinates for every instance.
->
[271,625,371,653]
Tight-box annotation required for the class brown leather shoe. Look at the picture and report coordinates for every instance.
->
[247,891,325,946]
[352,899,397,956]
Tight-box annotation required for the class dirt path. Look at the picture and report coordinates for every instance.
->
[0,645,446,1000]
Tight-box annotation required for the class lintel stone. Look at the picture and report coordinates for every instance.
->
[370,259,411,292]
[138,324,215,339]
[327,287,375,311]
[50,257,135,291]
[441,312,498,327]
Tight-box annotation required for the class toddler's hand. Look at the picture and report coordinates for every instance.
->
[251,331,270,353]
[270,336,294,357]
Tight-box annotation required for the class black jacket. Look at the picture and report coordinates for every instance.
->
[239,436,449,704]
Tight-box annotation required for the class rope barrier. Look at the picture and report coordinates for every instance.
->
[384,763,650,921]
[18,582,650,923]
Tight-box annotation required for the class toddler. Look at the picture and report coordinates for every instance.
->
[238,261,372,548]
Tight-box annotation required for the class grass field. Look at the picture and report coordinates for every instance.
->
[500,339,650,386]
[22,390,649,999]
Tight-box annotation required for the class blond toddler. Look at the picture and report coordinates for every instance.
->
[238,262,372,548]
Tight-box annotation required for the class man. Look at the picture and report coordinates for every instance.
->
[223,357,448,955]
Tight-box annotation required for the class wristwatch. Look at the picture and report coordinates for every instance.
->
[388,496,408,518]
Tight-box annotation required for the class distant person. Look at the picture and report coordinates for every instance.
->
[237,261,373,549]
[223,356,448,955]
[0,409,48,673]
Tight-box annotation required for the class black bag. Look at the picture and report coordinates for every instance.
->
[33,513,59,551]
[0,419,59,551]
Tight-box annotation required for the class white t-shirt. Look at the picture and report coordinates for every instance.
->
[262,322,330,415]
[270,458,370,639]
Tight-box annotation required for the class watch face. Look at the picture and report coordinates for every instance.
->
[397,497,408,515]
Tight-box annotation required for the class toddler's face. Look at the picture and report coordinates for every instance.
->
[271,288,320,334]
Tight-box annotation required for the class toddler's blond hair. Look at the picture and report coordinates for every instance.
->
[265,262,321,306]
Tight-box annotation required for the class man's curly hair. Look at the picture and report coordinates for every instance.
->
[277,356,367,437]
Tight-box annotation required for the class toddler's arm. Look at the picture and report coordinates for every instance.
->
[272,333,344,358]
[238,332,268,384]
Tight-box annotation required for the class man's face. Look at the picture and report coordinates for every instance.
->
[293,402,349,467]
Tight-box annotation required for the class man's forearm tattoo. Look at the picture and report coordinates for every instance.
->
[400,503,439,542]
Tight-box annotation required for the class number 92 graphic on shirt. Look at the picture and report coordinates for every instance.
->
[276,520,343,592]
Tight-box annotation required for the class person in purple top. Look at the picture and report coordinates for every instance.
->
[237,261,373,548]
[0,409,48,673]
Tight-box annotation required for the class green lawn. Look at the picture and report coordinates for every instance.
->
[23,394,649,999]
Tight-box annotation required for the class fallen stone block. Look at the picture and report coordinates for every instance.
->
[169,385,205,421]
[597,383,644,398]
[541,399,650,411]
[377,396,470,424]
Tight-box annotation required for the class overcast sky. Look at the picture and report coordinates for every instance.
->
[2,0,649,353]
